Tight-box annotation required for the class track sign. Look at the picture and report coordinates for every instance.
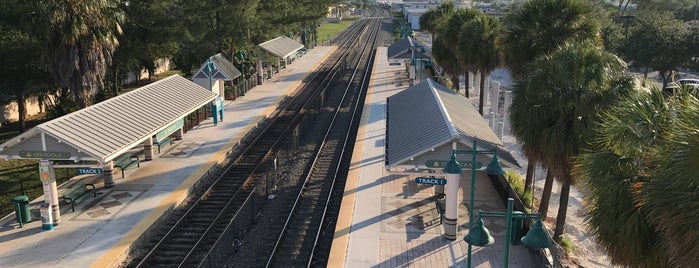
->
[415,177,447,185]
[76,168,103,175]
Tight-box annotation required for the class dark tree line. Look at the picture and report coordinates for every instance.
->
[0,0,338,129]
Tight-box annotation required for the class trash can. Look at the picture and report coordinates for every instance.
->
[510,211,524,245]
[12,195,31,224]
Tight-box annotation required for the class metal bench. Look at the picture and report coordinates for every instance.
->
[154,136,175,153]
[434,194,446,224]
[114,153,140,178]
[63,182,96,212]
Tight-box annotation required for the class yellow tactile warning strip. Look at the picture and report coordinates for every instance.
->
[327,47,380,268]
[90,46,338,268]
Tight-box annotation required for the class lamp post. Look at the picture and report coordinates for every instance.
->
[206,57,218,125]
[235,50,247,96]
[445,139,504,267]
[464,198,551,268]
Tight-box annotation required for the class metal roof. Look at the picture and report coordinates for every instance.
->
[258,36,304,59]
[387,36,424,60]
[386,79,519,169]
[192,53,242,81]
[0,75,217,163]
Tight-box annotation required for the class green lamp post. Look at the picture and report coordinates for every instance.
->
[235,50,247,96]
[464,198,551,268]
[449,139,505,267]
[205,57,218,125]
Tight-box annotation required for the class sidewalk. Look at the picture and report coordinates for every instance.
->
[0,46,336,268]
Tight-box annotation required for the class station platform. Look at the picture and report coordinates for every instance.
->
[328,47,540,267]
[0,46,336,268]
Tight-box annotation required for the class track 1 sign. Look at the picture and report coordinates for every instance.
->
[76,168,103,175]
[415,177,447,185]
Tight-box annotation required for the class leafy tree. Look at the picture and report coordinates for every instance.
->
[622,10,688,87]
[510,41,633,242]
[685,20,699,71]
[0,24,51,130]
[109,0,182,95]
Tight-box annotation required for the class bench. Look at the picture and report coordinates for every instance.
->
[63,182,96,212]
[434,194,446,224]
[114,153,140,178]
[154,136,175,153]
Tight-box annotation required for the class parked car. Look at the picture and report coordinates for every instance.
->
[663,78,699,95]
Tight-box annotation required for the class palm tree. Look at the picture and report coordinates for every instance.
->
[502,0,600,212]
[576,88,699,267]
[439,8,480,96]
[501,0,599,78]
[431,36,461,90]
[512,41,632,242]
[31,0,124,108]
[458,13,502,115]
[419,1,454,41]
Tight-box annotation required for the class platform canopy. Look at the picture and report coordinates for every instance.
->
[387,36,424,60]
[0,75,217,163]
[386,79,519,171]
[192,53,242,81]
[258,36,304,59]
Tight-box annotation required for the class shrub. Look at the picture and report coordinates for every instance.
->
[504,170,524,196]
[560,235,574,253]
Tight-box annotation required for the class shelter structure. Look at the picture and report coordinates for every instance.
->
[192,53,242,95]
[192,53,243,123]
[388,36,430,85]
[386,78,519,241]
[387,36,424,60]
[0,75,217,226]
[385,78,518,171]
[258,36,305,70]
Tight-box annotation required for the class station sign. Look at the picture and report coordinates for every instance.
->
[425,160,482,169]
[415,177,447,185]
[76,168,103,175]
[19,150,71,159]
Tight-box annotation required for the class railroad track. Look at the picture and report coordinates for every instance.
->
[264,14,384,268]
[128,8,387,268]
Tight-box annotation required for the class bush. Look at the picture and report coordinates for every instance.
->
[523,189,534,209]
[560,235,574,253]
[504,170,524,196]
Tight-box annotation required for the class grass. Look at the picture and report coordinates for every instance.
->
[0,107,86,218]
[504,170,535,211]
[0,157,75,218]
[560,235,574,253]
[317,18,358,45]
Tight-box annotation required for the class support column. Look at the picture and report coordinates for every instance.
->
[503,90,512,136]
[40,160,60,226]
[484,77,491,106]
[443,153,463,241]
[103,161,115,188]
[468,72,475,95]
[474,71,481,98]
[257,59,264,84]
[144,137,154,161]
[49,179,60,225]
[491,82,501,120]
[174,128,184,140]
